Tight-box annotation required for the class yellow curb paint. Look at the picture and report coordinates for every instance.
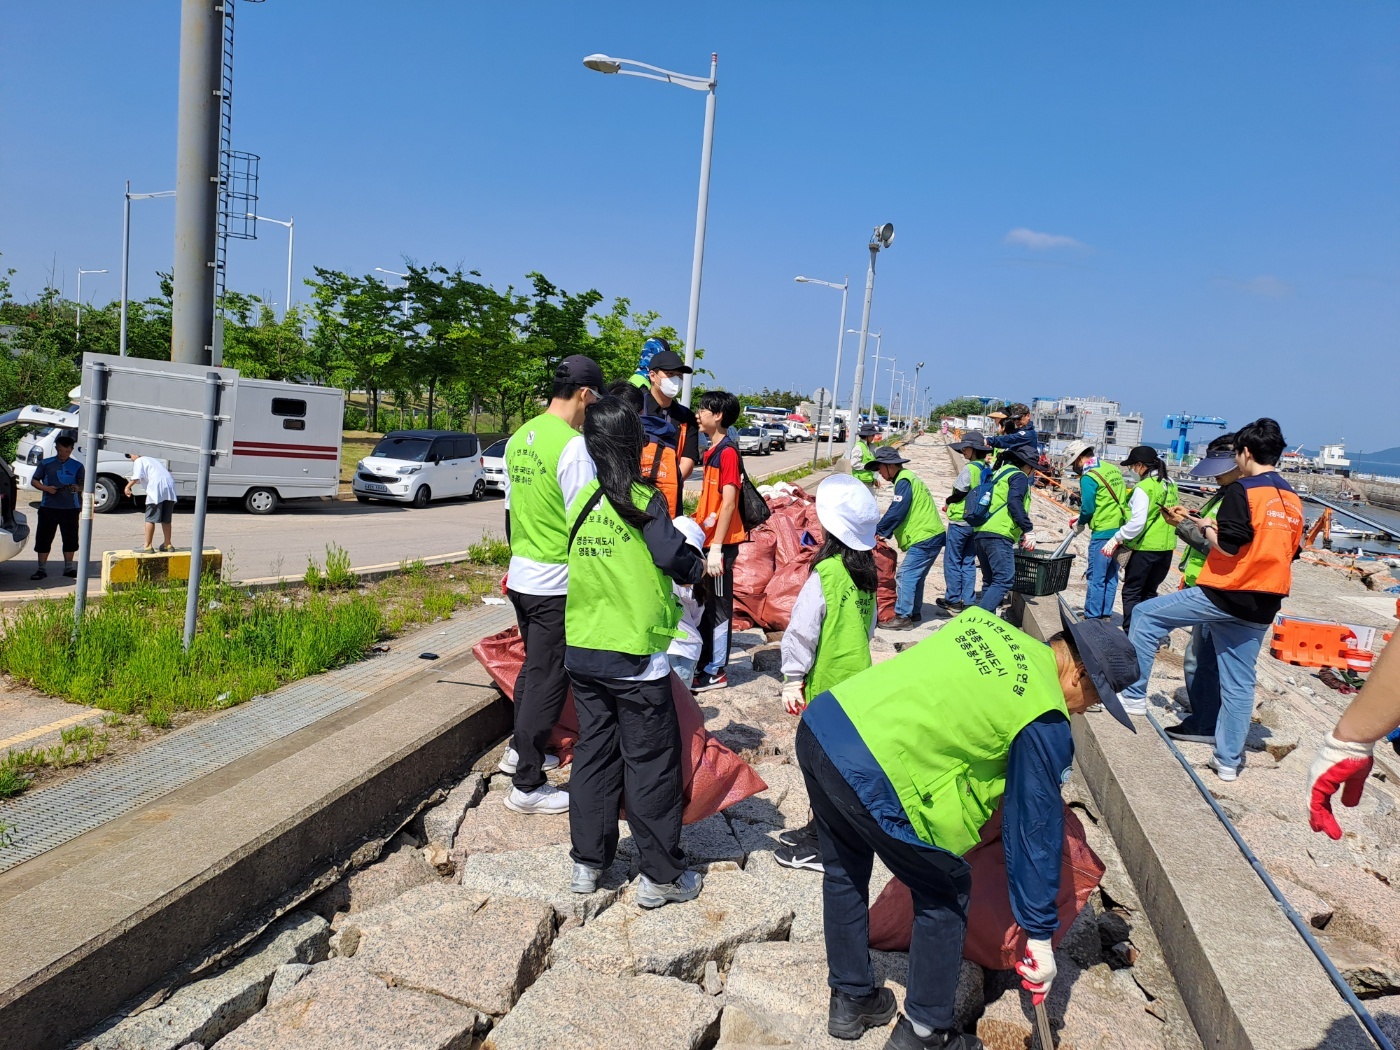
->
[0,710,99,751]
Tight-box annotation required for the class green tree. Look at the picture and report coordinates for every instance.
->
[306,269,406,431]
[589,296,682,384]
[219,292,313,380]
[929,396,1002,420]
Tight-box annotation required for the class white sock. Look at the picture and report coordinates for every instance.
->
[909,1019,934,1038]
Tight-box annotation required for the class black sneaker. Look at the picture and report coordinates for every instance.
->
[828,987,896,1040]
[62,566,77,578]
[935,598,965,615]
[29,568,46,581]
[1164,723,1215,745]
[777,821,818,849]
[881,616,915,631]
[774,843,824,872]
[884,1015,984,1049]
[692,671,728,692]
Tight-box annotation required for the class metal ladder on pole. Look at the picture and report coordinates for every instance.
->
[214,0,261,360]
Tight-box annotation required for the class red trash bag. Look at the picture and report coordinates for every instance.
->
[867,804,1104,970]
[758,547,817,632]
[733,525,778,631]
[874,538,898,624]
[470,628,767,823]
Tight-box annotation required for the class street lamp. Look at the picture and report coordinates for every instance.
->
[584,51,717,406]
[795,274,849,460]
[76,268,108,342]
[887,368,903,428]
[247,213,295,318]
[847,328,884,421]
[850,223,895,438]
[119,183,176,356]
[911,362,924,431]
[375,267,412,320]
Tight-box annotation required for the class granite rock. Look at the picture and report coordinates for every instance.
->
[312,841,438,920]
[423,771,487,849]
[979,956,1166,1050]
[332,882,490,957]
[456,841,632,922]
[264,963,311,1004]
[676,812,746,869]
[452,777,574,866]
[483,963,721,1050]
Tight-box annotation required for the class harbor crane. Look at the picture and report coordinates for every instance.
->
[1163,413,1227,462]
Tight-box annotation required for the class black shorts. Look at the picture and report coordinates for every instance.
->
[35,507,79,555]
[143,499,175,524]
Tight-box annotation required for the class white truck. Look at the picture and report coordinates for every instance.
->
[12,379,345,515]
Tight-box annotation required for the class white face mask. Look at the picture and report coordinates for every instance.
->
[658,375,682,398]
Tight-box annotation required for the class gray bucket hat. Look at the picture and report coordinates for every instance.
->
[865,446,910,468]
[950,430,992,452]
[1058,598,1141,732]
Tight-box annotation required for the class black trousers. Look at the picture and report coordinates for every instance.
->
[698,543,739,676]
[797,721,972,1033]
[506,589,570,792]
[1120,549,1173,633]
[567,672,686,884]
[34,507,79,556]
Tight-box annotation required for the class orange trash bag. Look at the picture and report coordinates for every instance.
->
[471,627,767,824]
[867,804,1104,970]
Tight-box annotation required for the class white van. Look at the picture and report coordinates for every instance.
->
[352,430,486,507]
[13,378,345,515]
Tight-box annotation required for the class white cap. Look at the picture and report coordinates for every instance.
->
[672,515,706,551]
[815,474,879,551]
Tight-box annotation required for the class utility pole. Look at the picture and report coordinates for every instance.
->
[850,223,894,430]
[171,0,223,364]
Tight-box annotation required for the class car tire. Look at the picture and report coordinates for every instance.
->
[471,479,486,501]
[244,487,279,515]
[355,493,371,504]
[93,475,122,514]
[411,485,432,508]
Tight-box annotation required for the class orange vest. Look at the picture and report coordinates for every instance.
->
[642,420,689,518]
[694,439,748,546]
[1195,473,1304,596]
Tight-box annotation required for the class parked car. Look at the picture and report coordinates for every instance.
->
[736,426,773,456]
[352,430,485,507]
[763,425,787,451]
[481,437,508,496]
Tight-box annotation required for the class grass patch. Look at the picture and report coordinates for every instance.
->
[0,727,110,798]
[305,543,356,590]
[757,457,836,490]
[467,533,510,567]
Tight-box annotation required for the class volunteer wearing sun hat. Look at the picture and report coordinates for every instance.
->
[795,602,1141,1047]
[849,424,879,490]
[1101,446,1179,633]
[972,443,1039,613]
[986,403,1037,469]
[773,473,881,873]
[1064,440,1129,620]
[941,430,993,614]
[866,446,947,630]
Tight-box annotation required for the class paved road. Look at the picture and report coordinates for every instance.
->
[1,438,849,594]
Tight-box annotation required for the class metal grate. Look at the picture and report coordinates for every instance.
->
[0,604,514,873]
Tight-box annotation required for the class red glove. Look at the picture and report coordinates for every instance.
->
[1015,938,1056,1005]
[1308,731,1374,840]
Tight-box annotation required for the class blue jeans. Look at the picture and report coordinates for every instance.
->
[1178,624,1222,735]
[973,533,1016,612]
[896,533,947,618]
[1084,534,1120,619]
[942,523,978,606]
[1123,588,1267,771]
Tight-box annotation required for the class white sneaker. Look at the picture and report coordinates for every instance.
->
[1208,755,1239,782]
[1118,697,1148,716]
[504,784,569,815]
[497,747,561,775]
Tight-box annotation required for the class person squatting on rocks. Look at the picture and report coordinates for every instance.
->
[692,390,748,692]
[1100,446,1179,633]
[796,606,1141,1048]
[1159,432,1239,745]
[30,432,83,581]
[971,444,1039,613]
[1116,418,1305,782]
[500,355,604,815]
[940,430,993,615]
[1063,439,1128,621]
[771,474,881,874]
[563,395,707,909]
[867,446,947,631]
[1309,636,1400,839]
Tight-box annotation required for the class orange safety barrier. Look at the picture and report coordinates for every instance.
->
[1270,616,1361,670]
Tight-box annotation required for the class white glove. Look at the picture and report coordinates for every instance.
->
[706,546,725,577]
[1102,538,1121,559]
[1073,521,1086,535]
[1018,533,1037,551]
[1016,937,1056,1005]
[782,679,807,716]
[1308,731,1375,840]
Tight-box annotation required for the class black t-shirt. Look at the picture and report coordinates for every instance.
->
[644,390,700,467]
[1198,476,1297,624]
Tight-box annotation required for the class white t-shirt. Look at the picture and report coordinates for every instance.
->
[503,434,596,596]
[129,456,178,504]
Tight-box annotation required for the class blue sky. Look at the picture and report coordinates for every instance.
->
[3,3,1397,450]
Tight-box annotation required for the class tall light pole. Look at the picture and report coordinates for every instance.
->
[584,52,717,406]
[375,267,411,320]
[247,213,294,317]
[847,328,884,421]
[911,361,924,431]
[119,184,176,356]
[75,268,108,343]
[795,274,849,460]
[850,223,894,434]
[887,368,903,427]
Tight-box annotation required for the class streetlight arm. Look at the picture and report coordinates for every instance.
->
[128,190,176,200]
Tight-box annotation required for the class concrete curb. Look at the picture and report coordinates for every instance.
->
[0,646,511,1050]
[1014,592,1371,1050]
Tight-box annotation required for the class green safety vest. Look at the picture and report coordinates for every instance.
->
[947,460,989,524]
[852,441,874,483]
[505,412,578,565]
[892,468,946,548]
[807,558,875,698]
[565,481,683,655]
[1179,492,1222,587]
[974,467,1033,541]
[1126,476,1179,552]
[1084,464,1129,533]
[830,608,1068,855]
